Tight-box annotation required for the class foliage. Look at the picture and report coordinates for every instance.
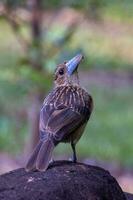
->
[1,0,133,21]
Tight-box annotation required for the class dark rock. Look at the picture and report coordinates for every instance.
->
[0,160,132,200]
[125,193,133,200]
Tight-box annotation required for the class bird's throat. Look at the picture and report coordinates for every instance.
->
[69,70,79,86]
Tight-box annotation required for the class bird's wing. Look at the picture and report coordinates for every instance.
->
[39,103,91,144]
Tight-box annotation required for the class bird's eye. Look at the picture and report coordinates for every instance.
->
[59,68,64,75]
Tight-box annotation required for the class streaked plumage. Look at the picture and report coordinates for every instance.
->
[26,54,93,172]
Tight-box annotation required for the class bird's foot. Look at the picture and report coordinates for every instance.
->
[49,158,54,164]
[72,156,77,163]
[69,157,77,163]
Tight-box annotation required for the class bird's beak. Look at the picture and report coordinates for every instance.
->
[66,54,84,75]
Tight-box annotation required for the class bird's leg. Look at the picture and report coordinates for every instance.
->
[71,141,77,163]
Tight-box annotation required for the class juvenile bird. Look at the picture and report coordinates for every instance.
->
[25,54,93,172]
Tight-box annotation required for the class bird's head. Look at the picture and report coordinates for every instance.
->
[54,54,83,87]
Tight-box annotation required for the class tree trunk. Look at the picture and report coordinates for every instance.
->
[26,91,42,153]
[27,0,44,152]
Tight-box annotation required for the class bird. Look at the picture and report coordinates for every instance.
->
[25,54,93,172]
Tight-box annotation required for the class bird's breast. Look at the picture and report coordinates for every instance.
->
[44,85,93,112]
[44,85,93,120]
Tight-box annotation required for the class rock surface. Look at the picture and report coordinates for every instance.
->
[0,160,132,200]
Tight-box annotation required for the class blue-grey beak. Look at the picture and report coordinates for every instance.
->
[66,54,84,75]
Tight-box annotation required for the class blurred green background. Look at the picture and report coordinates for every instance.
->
[0,0,133,191]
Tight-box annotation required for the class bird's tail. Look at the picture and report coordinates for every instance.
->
[25,138,55,172]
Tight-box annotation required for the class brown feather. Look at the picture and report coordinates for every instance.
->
[25,57,93,172]
[40,85,93,145]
